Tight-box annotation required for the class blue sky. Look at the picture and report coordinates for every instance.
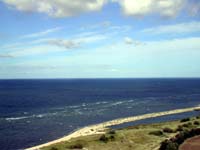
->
[0,0,200,79]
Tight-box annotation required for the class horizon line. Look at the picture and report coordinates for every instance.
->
[0,77,200,80]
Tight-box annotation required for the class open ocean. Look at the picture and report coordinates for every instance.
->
[0,78,200,150]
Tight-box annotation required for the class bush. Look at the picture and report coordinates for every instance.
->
[176,125,183,132]
[165,141,178,150]
[149,130,163,136]
[108,130,116,134]
[174,131,186,144]
[180,118,190,122]
[50,147,58,150]
[110,135,115,141]
[159,140,170,150]
[160,128,200,150]
[196,116,200,119]
[182,123,191,128]
[190,128,200,136]
[69,143,83,149]
[99,135,109,143]
[163,127,174,133]
[194,121,200,125]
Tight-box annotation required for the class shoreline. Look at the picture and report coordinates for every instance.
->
[26,106,200,150]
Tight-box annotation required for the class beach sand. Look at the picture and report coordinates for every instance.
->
[26,106,200,150]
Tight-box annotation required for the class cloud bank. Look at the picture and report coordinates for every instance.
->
[2,0,200,18]
[3,0,107,18]
[115,0,186,18]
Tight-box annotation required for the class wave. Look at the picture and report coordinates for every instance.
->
[4,112,58,121]
[5,116,29,121]
[3,98,156,122]
[110,101,125,106]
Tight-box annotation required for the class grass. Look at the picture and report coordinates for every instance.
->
[41,116,200,150]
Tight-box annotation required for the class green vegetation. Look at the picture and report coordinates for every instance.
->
[99,135,109,143]
[69,143,83,149]
[50,147,58,150]
[194,121,200,125]
[159,128,200,150]
[149,130,163,136]
[180,118,190,122]
[99,133,116,143]
[108,129,116,135]
[162,127,174,133]
[41,116,200,150]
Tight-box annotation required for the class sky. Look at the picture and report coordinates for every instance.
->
[0,0,200,79]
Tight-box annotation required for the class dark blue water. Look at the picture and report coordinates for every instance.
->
[0,78,200,150]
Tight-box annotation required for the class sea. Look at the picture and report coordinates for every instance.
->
[0,78,200,150]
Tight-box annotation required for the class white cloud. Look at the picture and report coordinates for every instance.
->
[4,37,200,78]
[48,39,80,49]
[9,45,65,57]
[21,27,62,39]
[114,0,186,18]
[75,31,109,43]
[3,0,107,18]
[47,31,109,49]
[124,37,144,46]
[2,0,200,18]
[187,0,200,16]
[5,65,59,70]
[144,37,200,52]
[1,27,112,56]
[142,21,200,35]
[109,68,119,72]
[0,54,14,58]
[1,38,52,51]
[81,21,111,30]
[124,37,133,44]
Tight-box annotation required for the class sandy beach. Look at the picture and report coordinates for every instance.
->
[26,106,200,150]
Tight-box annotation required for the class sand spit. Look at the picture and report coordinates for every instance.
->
[26,106,200,150]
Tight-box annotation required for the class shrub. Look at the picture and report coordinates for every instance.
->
[196,116,200,119]
[163,127,174,133]
[69,143,83,149]
[108,130,116,134]
[180,118,190,122]
[160,128,200,150]
[99,135,109,143]
[191,128,200,136]
[182,123,190,128]
[149,130,163,136]
[50,147,58,150]
[176,125,183,132]
[165,141,178,150]
[174,131,186,144]
[159,140,170,150]
[194,121,200,125]
[110,135,115,141]
[183,129,191,139]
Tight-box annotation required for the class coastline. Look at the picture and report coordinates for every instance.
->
[26,106,200,150]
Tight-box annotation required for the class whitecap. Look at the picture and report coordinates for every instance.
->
[81,103,87,107]
[5,116,29,121]
[94,101,108,105]
[36,114,45,118]
[69,105,81,109]
[127,99,135,103]
[110,101,124,106]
